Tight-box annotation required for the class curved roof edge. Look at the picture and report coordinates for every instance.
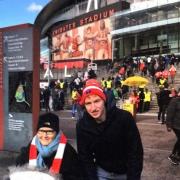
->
[34,0,77,34]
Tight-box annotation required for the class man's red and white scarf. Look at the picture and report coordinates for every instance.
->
[29,133,67,174]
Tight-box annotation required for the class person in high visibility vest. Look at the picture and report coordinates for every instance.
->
[106,76,112,89]
[144,88,152,111]
[15,112,84,179]
[101,77,107,89]
[71,88,81,119]
[59,79,65,89]
[158,76,168,88]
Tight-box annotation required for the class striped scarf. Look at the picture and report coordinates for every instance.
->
[29,132,67,174]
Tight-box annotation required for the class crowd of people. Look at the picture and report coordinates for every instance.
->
[40,54,179,118]
[11,78,143,180]
[10,75,144,179]
[8,53,180,179]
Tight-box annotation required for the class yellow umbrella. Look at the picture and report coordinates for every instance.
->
[123,76,149,87]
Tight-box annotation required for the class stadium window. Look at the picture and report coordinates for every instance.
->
[107,0,119,5]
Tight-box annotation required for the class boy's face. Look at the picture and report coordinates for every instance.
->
[84,94,105,121]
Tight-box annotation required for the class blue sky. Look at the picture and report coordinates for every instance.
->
[0,0,50,28]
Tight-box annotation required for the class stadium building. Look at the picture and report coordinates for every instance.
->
[35,0,129,79]
[35,0,180,78]
[112,0,180,60]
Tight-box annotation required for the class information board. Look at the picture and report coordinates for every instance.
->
[0,24,40,151]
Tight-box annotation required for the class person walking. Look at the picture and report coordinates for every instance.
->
[129,90,140,115]
[71,88,80,119]
[138,89,145,113]
[169,64,176,84]
[166,89,180,165]
[15,112,84,180]
[158,84,171,124]
[43,86,51,112]
[76,79,143,180]
[143,88,151,112]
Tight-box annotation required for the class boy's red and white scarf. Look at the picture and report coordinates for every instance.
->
[29,133,67,174]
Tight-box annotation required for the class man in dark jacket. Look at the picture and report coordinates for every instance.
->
[15,112,84,180]
[158,84,171,124]
[166,89,180,165]
[77,79,143,180]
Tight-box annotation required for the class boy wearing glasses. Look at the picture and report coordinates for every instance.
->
[15,112,84,180]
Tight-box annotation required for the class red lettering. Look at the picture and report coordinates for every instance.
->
[53,30,56,36]
[80,19,84,26]
[84,17,89,24]
[72,22,76,28]
[65,24,69,30]
[99,12,102,19]
[109,9,115,16]
[103,11,108,18]
[59,27,63,33]
[94,14,98,21]
[69,23,72,29]
[88,16,93,23]
[52,6,117,35]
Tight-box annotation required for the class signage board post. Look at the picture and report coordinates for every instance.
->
[0,24,40,151]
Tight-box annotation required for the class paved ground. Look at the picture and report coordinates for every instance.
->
[0,111,180,179]
[137,114,180,180]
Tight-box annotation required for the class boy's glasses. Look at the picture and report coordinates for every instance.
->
[37,129,55,136]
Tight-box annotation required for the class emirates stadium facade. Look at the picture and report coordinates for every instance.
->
[35,0,180,73]
[35,0,130,73]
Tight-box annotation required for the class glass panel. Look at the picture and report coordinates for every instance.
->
[157,10,166,21]
[107,0,119,5]
[169,31,178,53]
[167,8,179,19]
[9,72,32,113]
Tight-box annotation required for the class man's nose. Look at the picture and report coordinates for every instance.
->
[90,103,96,111]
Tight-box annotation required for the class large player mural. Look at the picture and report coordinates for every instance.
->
[51,2,125,61]
[52,19,111,61]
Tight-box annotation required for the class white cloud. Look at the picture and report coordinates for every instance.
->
[27,2,43,12]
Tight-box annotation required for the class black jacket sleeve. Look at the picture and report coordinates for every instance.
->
[166,98,177,128]
[76,123,98,180]
[16,144,30,166]
[125,112,143,180]
[61,143,85,180]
